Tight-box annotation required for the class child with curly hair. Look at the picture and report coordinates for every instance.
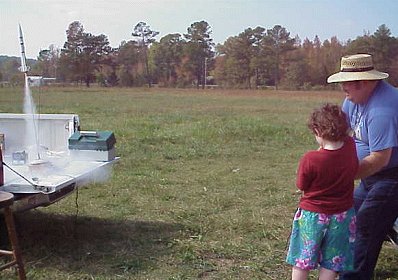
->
[286,103,358,280]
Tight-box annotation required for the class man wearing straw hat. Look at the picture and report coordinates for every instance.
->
[327,54,398,279]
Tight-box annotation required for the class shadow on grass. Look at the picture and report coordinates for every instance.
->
[14,210,183,277]
[374,270,398,280]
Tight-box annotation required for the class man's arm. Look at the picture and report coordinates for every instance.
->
[356,148,392,179]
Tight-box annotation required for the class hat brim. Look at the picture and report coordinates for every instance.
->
[327,70,389,83]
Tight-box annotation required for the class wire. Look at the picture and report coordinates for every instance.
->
[2,161,37,187]
[73,186,79,241]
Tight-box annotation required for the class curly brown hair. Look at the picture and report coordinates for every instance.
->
[307,103,349,142]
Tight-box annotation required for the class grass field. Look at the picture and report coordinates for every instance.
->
[0,86,396,279]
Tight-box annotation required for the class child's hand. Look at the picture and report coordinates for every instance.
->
[294,189,302,195]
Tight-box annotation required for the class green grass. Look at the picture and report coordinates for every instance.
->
[0,86,396,279]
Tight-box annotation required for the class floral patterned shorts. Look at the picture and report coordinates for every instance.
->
[286,208,356,272]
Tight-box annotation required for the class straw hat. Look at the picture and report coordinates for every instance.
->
[327,54,389,83]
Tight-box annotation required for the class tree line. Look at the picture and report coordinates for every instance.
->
[1,21,398,89]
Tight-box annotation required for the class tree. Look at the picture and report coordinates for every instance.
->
[262,25,296,89]
[372,25,398,85]
[215,36,248,88]
[344,25,398,86]
[321,36,344,84]
[215,27,266,88]
[345,32,373,55]
[249,27,269,88]
[300,36,325,86]
[36,44,60,78]
[59,21,85,83]
[151,33,185,86]
[131,22,159,87]
[80,33,112,86]
[280,51,309,90]
[99,49,119,87]
[216,32,251,88]
[371,25,397,71]
[59,21,112,86]
[184,21,214,89]
[117,40,141,86]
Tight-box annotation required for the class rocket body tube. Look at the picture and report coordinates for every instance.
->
[18,24,30,73]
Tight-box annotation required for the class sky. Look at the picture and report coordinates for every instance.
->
[1,0,398,59]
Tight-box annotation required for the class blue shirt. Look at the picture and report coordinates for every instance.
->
[342,80,398,169]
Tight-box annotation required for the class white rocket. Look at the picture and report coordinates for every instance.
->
[18,24,30,73]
